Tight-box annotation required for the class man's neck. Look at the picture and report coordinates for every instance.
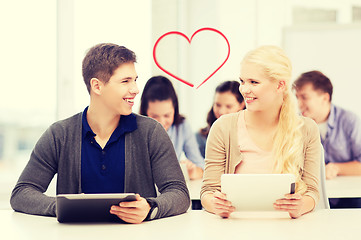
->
[86,102,120,140]
[315,103,331,124]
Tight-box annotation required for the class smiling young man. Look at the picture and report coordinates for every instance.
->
[293,70,361,208]
[11,43,190,223]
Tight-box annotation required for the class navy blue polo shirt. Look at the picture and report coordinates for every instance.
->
[81,107,137,193]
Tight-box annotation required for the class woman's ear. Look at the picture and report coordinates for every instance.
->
[90,78,102,95]
[277,80,286,92]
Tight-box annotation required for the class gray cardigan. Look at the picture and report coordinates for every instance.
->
[10,112,190,220]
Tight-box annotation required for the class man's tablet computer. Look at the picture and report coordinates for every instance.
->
[56,193,137,223]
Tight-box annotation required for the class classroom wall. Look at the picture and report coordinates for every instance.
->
[151,0,361,132]
[151,0,289,132]
[283,24,361,118]
[58,0,153,120]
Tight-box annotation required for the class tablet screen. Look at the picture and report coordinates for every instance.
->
[221,174,295,211]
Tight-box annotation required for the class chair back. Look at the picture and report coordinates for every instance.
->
[315,145,330,210]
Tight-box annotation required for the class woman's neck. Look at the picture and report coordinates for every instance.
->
[244,106,281,131]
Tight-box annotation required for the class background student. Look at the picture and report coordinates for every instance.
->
[293,70,361,208]
[140,76,204,180]
[10,43,190,223]
[196,80,245,158]
[201,45,321,218]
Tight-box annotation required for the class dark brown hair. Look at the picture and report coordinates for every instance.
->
[200,80,245,137]
[140,76,184,126]
[82,43,137,93]
[293,70,333,101]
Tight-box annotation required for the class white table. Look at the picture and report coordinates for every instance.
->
[326,176,361,198]
[188,176,361,200]
[1,209,361,240]
[187,179,202,200]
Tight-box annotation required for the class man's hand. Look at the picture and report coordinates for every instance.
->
[110,194,151,224]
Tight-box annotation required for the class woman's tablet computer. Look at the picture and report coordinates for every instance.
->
[221,174,295,211]
[56,193,137,223]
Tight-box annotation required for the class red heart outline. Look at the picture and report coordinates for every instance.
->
[153,27,230,89]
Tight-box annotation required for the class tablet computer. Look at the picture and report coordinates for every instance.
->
[56,193,137,223]
[221,174,295,211]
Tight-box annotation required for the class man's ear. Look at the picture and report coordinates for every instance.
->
[90,78,102,95]
[323,92,330,102]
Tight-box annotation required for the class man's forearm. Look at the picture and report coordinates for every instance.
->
[335,161,361,176]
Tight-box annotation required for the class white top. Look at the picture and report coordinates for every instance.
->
[318,121,328,141]
[236,111,273,174]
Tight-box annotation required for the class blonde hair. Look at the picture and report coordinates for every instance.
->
[242,46,306,193]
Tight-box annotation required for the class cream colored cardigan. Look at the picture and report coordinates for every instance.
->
[200,111,321,204]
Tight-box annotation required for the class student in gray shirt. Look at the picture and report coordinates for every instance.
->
[10,43,190,223]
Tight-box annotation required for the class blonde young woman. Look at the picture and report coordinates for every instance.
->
[200,45,321,219]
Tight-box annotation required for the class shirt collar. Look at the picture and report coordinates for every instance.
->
[327,104,336,129]
[109,113,137,143]
[82,106,95,140]
[82,106,138,141]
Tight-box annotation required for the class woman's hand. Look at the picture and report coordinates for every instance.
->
[273,193,313,218]
[325,163,339,179]
[110,194,151,224]
[212,191,235,218]
[181,159,203,180]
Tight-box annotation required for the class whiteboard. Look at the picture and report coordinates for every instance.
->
[283,24,361,119]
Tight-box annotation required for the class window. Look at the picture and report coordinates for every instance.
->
[0,0,56,208]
